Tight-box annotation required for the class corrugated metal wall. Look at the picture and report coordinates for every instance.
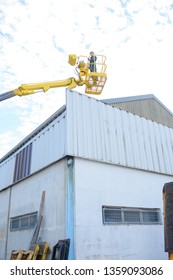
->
[0,156,15,189]
[108,98,173,129]
[1,89,173,191]
[66,90,173,175]
[31,112,66,173]
[0,108,66,190]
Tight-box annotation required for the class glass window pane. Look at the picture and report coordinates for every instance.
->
[143,211,159,223]
[104,209,122,223]
[30,214,37,227]
[124,210,140,223]
[11,219,19,230]
[20,216,29,228]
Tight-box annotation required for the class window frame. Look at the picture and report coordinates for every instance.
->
[102,206,161,225]
[10,212,37,231]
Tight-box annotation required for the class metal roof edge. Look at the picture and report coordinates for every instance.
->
[102,94,156,104]
[102,94,173,117]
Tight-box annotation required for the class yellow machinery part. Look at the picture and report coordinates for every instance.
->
[85,73,107,95]
[10,242,49,260]
[13,78,78,96]
[0,53,107,102]
[10,250,36,260]
[68,54,77,66]
[36,242,50,260]
[169,253,173,260]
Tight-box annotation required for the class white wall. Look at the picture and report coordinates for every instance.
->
[1,159,66,260]
[1,155,172,260]
[74,158,172,260]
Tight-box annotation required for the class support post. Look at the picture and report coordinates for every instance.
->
[66,157,74,260]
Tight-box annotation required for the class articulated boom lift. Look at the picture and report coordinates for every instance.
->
[0,54,107,102]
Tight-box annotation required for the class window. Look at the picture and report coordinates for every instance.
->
[102,206,160,225]
[10,212,37,231]
[124,210,140,223]
[13,143,32,183]
[104,208,122,223]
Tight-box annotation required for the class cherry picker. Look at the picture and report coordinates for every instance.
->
[0,54,107,102]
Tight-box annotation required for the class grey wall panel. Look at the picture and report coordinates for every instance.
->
[66,90,173,175]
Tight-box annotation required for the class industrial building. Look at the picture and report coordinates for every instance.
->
[0,89,173,260]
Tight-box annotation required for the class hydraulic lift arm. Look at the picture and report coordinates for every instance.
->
[0,54,107,102]
[0,77,81,101]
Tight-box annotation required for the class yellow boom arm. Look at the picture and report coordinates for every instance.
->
[13,77,83,96]
[0,54,107,102]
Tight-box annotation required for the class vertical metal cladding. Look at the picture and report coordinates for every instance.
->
[0,156,15,191]
[1,90,173,191]
[31,112,66,173]
[0,108,66,189]
[66,89,173,175]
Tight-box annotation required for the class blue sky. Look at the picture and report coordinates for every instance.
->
[1,0,173,158]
